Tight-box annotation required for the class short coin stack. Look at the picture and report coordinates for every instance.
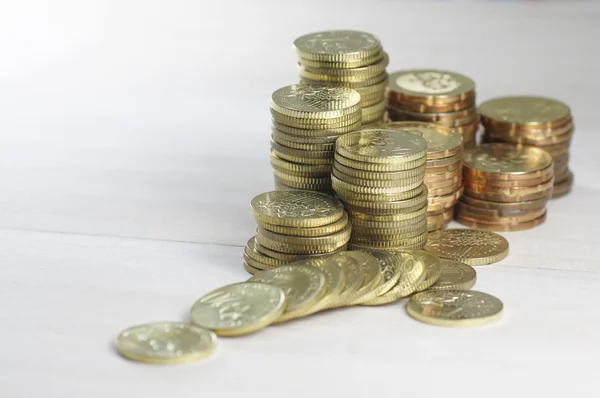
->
[457,143,554,231]
[479,96,575,198]
[294,30,389,125]
[377,121,464,231]
[387,69,478,148]
[332,129,430,251]
[270,84,362,193]
[244,190,351,272]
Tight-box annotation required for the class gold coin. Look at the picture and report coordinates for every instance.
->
[387,105,478,127]
[271,128,340,145]
[256,223,351,247]
[361,92,386,107]
[298,50,384,69]
[361,251,426,305]
[424,228,509,266]
[344,185,429,213]
[331,174,423,194]
[302,256,347,312]
[463,143,554,180]
[255,230,348,254]
[464,173,552,188]
[249,265,326,322]
[388,99,473,113]
[404,250,443,291]
[115,322,217,364]
[427,181,463,197]
[426,152,462,168]
[456,211,547,231]
[271,108,362,128]
[479,96,571,128]
[272,134,336,151]
[274,177,332,192]
[302,71,388,88]
[336,129,428,164]
[456,203,547,224]
[270,84,361,120]
[349,204,427,222]
[260,212,348,237]
[294,30,382,62]
[333,167,425,188]
[429,260,477,291]
[348,241,426,251]
[464,185,552,203]
[352,222,428,240]
[273,119,363,137]
[425,169,462,184]
[271,162,332,178]
[334,182,426,203]
[323,252,366,306]
[243,260,261,275]
[343,251,383,305]
[406,290,503,327]
[351,230,428,248]
[360,250,403,296]
[354,75,389,95]
[244,239,287,267]
[460,195,547,212]
[427,187,463,213]
[300,52,389,78]
[190,282,286,336]
[381,121,463,159]
[361,98,387,115]
[274,169,332,185]
[388,69,475,103]
[333,159,426,181]
[334,151,427,173]
[251,190,344,228]
[551,171,574,198]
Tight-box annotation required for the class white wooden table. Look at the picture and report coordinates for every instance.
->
[1,1,599,396]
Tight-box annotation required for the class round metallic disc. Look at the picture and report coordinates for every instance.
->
[429,259,477,291]
[403,250,443,292]
[116,322,217,364]
[294,30,382,62]
[479,96,571,128]
[456,211,547,232]
[406,290,503,327]
[343,251,383,305]
[388,69,475,103]
[190,282,287,336]
[360,250,403,296]
[270,84,361,119]
[424,228,509,266]
[381,121,463,159]
[336,129,428,164]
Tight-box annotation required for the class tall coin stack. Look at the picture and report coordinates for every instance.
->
[294,30,389,125]
[456,143,554,231]
[377,122,464,231]
[386,69,478,148]
[479,96,574,198]
[270,84,362,193]
[244,190,351,273]
[332,129,429,251]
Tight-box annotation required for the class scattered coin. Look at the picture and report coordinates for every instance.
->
[429,260,477,291]
[424,228,509,265]
[115,322,217,364]
[406,290,503,327]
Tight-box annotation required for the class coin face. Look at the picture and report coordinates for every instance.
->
[406,290,503,327]
[249,265,326,322]
[294,30,381,57]
[429,260,477,291]
[424,228,509,266]
[361,250,402,296]
[404,250,443,291]
[383,121,463,159]
[271,84,361,119]
[302,256,346,311]
[479,96,571,126]
[389,70,475,98]
[343,251,382,304]
[115,322,217,364]
[336,129,428,163]
[190,282,286,336]
[251,190,344,227]
[463,143,553,177]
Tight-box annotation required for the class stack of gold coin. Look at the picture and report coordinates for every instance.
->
[386,69,478,148]
[331,129,429,250]
[294,30,389,125]
[457,143,553,231]
[375,121,464,231]
[479,96,574,198]
[244,190,351,272]
[270,84,362,193]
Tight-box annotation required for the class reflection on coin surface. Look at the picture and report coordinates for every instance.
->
[404,250,443,292]
[116,322,217,364]
[388,69,475,99]
[270,84,361,119]
[479,96,571,126]
[336,129,428,164]
[424,229,509,266]
[463,143,553,178]
[294,30,381,59]
[429,259,477,291]
[190,283,286,336]
[406,290,503,327]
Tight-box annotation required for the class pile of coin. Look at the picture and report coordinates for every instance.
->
[457,143,554,231]
[244,190,351,272]
[386,69,478,148]
[479,96,574,198]
[270,84,362,193]
[376,121,464,231]
[294,30,389,125]
[331,129,430,250]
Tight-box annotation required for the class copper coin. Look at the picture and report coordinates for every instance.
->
[460,195,548,212]
[427,187,463,213]
[465,178,554,195]
[425,169,463,183]
[456,211,547,231]
[456,204,546,224]
[464,187,552,203]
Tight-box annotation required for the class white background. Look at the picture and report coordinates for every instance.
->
[1,1,600,397]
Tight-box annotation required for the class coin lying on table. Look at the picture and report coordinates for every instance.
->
[406,290,503,327]
[116,322,217,364]
[424,228,509,266]
[249,265,326,322]
[429,259,477,291]
[190,283,286,336]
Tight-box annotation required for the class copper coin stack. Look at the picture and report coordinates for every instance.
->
[457,143,554,231]
[270,84,362,194]
[294,30,389,125]
[244,191,351,273]
[479,96,574,198]
[376,121,465,231]
[386,69,478,148]
[332,129,430,251]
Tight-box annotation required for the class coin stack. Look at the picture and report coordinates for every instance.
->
[294,30,389,125]
[457,143,554,231]
[244,190,351,272]
[270,84,362,193]
[331,129,430,251]
[375,121,464,231]
[479,96,574,198]
[386,69,478,148]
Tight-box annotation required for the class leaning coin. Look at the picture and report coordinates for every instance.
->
[429,260,477,291]
[249,265,326,322]
[343,251,383,305]
[116,322,217,364]
[190,282,286,336]
[361,250,403,296]
[424,229,509,266]
[406,290,503,327]
[302,256,347,313]
[404,250,443,292]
